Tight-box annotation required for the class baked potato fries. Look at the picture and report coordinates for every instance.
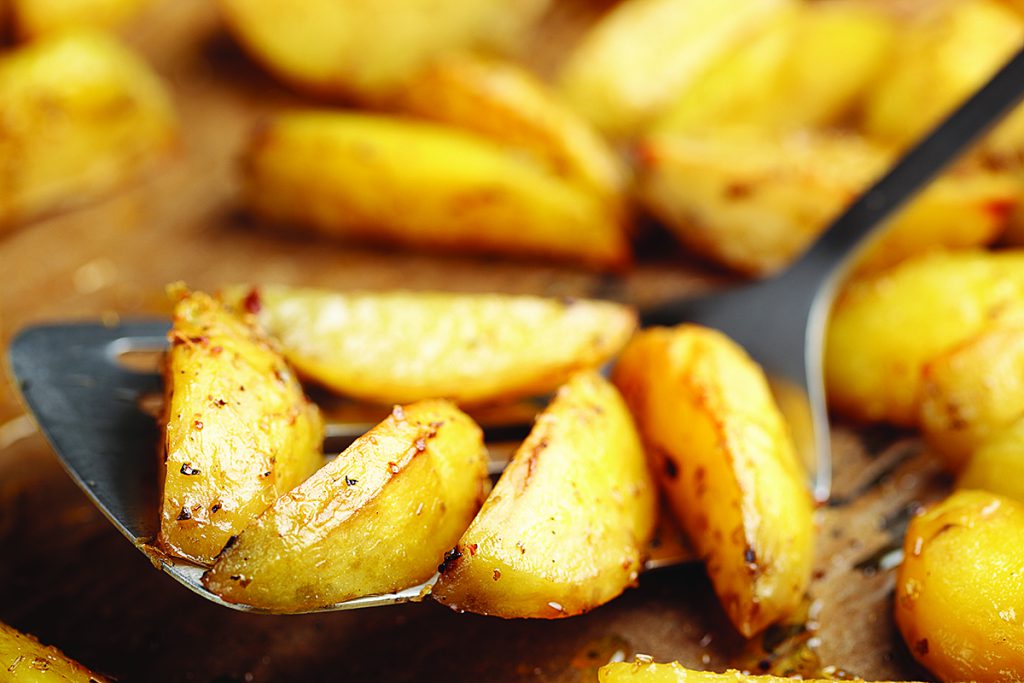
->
[0,620,108,682]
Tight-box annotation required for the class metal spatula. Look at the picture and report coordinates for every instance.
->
[9,46,1024,614]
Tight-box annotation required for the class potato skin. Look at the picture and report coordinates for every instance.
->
[612,325,814,637]
[219,285,637,406]
[0,32,176,230]
[958,421,1024,503]
[0,621,108,682]
[159,289,323,565]
[204,400,489,612]
[919,318,1024,470]
[241,111,630,270]
[431,372,657,619]
[895,490,1024,683]
[599,660,921,682]
[826,251,1024,426]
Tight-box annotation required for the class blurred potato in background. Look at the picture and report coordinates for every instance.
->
[9,0,148,40]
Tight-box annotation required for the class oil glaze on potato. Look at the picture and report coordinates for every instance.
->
[204,400,489,612]
[612,325,813,637]
[919,318,1024,470]
[0,621,108,682]
[431,372,656,619]
[0,32,176,230]
[159,289,323,565]
[241,111,630,270]
[826,251,1024,426]
[895,490,1024,683]
[219,285,636,406]
[599,660,922,683]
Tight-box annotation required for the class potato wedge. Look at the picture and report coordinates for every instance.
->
[159,289,323,565]
[398,55,628,209]
[637,129,1018,276]
[826,251,1024,426]
[599,660,921,683]
[958,421,1024,503]
[431,372,657,619]
[919,318,1024,470]
[241,111,630,270]
[612,325,814,637]
[218,0,549,104]
[0,621,108,682]
[0,32,176,230]
[204,400,489,612]
[557,0,792,137]
[653,3,895,135]
[863,0,1024,158]
[11,0,147,39]
[219,285,636,406]
[895,490,1024,683]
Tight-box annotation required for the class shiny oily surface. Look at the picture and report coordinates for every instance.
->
[431,372,657,618]
[825,250,1024,426]
[598,660,923,683]
[957,421,1024,502]
[613,325,813,638]
[220,284,637,406]
[239,111,629,270]
[159,289,323,564]
[204,400,489,612]
[895,490,1024,683]
[0,621,108,683]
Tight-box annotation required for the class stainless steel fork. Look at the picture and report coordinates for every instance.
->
[9,46,1024,613]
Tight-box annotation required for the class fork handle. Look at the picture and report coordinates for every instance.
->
[788,45,1024,289]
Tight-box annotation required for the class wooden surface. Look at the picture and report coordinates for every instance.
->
[0,2,945,681]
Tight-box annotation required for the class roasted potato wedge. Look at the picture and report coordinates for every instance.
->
[219,285,636,406]
[826,251,1024,426]
[0,32,176,230]
[919,317,1024,470]
[218,0,549,104]
[653,3,895,134]
[159,289,323,565]
[612,325,814,637]
[637,129,1018,276]
[958,421,1024,503]
[11,0,147,39]
[0,621,108,682]
[204,400,489,612]
[398,55,628,209]
[557,0,792,137]
[431,372,657,619]
[599,660,921,683]
[895,490,1024,682]
[241,111,630,270]
[863,0,1024,160]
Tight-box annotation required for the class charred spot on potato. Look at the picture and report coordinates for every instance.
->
[467,543,478,556]
[243,287,262,314]
[663,455,679,480]
[177,506,192,521]
[744,546,757,568]
[223,535,238,550]
[492,568,501,581]
[438,547,463,574]
[211,503,222,513]
[344,475,358,486]
[915,638,929,656]
[180,463,200,476]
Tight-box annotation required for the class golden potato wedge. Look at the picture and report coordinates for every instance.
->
[431,372,656,619]
[0,621,108,682]
[895,490,1024,683]
[958,421,1024,503]
[599,660,921,683]
[219,284,636,406]
[919,319,1024,470]
[159,289,323,565]
[0,32,176,230]
[204,400,489,612]
[612,325,814,637]
[863,0,1024,158]
[637,129,1018,276]
[557,0,793,137]
[398,55,628,209]
[826,251,1024,426]
[241,111,630,270]
[654,3,895,134]
[218,0,549,104]
[11,0,147,39]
